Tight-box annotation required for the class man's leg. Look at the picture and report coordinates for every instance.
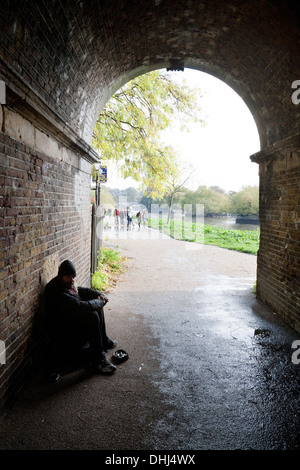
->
[97,307,117,351]
[84,310,116,373]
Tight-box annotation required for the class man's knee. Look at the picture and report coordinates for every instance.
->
[86,309,101,326]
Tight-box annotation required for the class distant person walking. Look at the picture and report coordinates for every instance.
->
[114,207,120,228]
[127,207,133,230]
[136,211,142,230]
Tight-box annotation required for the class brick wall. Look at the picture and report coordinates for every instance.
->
[0,106,93,412]
[0,0,299,414]
[1,0,299,147]
[251,135,300,332]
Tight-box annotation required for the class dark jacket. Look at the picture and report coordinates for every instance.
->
[44,276,105,341]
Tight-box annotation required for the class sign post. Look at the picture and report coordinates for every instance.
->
[93,165,107,206]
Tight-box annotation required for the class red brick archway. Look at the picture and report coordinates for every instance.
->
[0,0,299,412]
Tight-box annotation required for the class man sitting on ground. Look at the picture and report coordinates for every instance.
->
[44,259,117,375]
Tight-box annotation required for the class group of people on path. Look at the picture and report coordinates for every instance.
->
[104,207,148,231]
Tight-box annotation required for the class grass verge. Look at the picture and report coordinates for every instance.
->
[148,217,260,255]
[92,246,127,292]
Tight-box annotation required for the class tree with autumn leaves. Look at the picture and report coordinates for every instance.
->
[92,70,204,200]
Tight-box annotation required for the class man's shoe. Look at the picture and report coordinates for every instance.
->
[47,371,60,382]
[95,355,117,374]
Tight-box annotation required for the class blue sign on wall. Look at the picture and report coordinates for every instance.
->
[99,165,107,183]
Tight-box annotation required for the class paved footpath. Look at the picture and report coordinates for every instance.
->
[0,226,299,451]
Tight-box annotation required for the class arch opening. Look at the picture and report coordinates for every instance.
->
[92,67,261,284]
[92,67,261,213]
[88,64,264,154]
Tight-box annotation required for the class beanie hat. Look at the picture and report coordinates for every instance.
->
[58,260,76,278]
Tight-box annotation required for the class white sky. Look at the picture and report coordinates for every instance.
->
[104,68,261,193]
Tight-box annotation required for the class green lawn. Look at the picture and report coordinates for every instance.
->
[148,217,260,255]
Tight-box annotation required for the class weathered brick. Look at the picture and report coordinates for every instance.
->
[0,116,93,412]
[252,135,300,331]
[0,0,299,416]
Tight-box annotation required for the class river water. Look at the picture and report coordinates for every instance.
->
[169,214,260,232]
[204,216,259,232]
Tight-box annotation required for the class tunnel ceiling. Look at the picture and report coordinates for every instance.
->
[0,0,299,149]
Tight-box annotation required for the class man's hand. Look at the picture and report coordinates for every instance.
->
[98,294,109,305]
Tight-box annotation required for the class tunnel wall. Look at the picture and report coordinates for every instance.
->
[1,0,299,147]
[251,134,300,332]
[0,0,299,414]
[0,104,95,412]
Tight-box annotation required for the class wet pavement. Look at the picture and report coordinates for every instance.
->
[0,225,299,450]
[105,226,300,450]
